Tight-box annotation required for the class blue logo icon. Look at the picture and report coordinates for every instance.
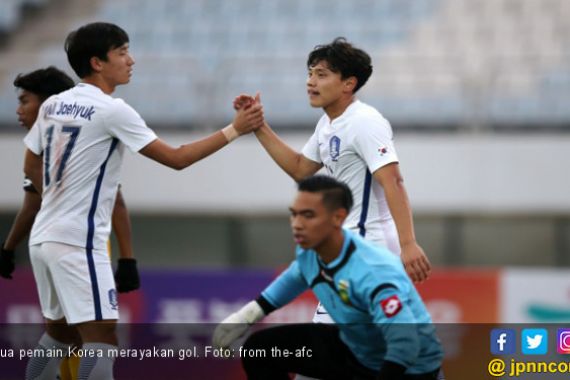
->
[108,289,118,310]
[522,329,548,355]
[491,329,516,355]
[329,136,341,162]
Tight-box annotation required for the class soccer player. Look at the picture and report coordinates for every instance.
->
[0,67,75,280]
[213,175,443,380]
[0,67,140,290]
[235,38,431,327]
[22,22,264,380]
[0,66,139,380]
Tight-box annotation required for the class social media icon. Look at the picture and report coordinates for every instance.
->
[522,329,548,355]
[491,329,516,355]
[557,329,570,354]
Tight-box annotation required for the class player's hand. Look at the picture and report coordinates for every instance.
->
[114,258,140,293]
[213,312,251,349]
[213,301,265,349]
[400,242,431,283]
[0,245,15,279]
[232,93,264,135]
[233,94,255,111]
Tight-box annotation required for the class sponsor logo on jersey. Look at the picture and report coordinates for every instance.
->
[329,136,341,162]
[380,295,402,317]
[108,289,118,310]
[338,279,351,305]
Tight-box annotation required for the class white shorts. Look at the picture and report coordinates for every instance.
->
[29,242,119,324]
[348,219,401,256]
[312,302,334,324]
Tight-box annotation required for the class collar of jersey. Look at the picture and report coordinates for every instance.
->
[326,99,361,126]
[316,229,352,270]
[77,82,105,94]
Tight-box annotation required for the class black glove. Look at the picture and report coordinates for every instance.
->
[0,245,15,279]
[114,258,140,293]
[376,360,406,380]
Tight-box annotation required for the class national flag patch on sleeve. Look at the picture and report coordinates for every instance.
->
[380,295,402,317]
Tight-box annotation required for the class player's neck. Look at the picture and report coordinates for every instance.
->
[323,95,355,122]
[82,76,116,95]
[315,231,345,264]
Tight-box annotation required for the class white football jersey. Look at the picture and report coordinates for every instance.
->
[302,100,400,253]
[24,83,157,251]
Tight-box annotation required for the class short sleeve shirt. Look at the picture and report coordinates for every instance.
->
[24,83,157,250]
[302,100,399,243]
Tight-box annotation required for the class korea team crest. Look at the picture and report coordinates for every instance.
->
[329,136,341,162]
[108,289,118,310]
[380,295,402,318]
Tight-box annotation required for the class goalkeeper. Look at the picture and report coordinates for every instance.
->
[214,176,443,380]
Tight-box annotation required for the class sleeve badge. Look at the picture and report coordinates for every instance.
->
[380,295,402,317]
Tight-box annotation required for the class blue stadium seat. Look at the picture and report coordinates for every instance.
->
[1,0,569,129]
[0,0,22,33]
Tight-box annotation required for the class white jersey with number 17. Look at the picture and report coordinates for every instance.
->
[24,83,157,251]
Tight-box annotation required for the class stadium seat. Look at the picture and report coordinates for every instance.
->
[0,0,569,129]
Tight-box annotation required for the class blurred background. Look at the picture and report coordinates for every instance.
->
[0,0,570,328]
[1,2,570,378]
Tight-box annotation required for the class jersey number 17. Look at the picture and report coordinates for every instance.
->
[44,125,81,188]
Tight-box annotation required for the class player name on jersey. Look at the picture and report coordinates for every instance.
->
[45,101,96,121]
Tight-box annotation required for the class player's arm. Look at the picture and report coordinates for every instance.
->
[2,144,43,279]
[23,149,43,194]
[373,164,431,283]
[0,190,42,279]
[112,189,133,259]
[111,188,139,293]
[254,122,322,182]
[213,261,308,348]
[3,190,41,252]
[234,94,321,182]
[369,283,420,379]
[139,104,264,170]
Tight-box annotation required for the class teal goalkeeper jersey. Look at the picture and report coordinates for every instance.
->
[261,229,443,374]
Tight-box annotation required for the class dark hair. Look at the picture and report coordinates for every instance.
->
[307,37,373,93]
[65,22,129,78]
[13,66,75,101]
[298,175,353,213]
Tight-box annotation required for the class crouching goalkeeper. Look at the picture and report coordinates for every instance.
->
[213,175,444,380]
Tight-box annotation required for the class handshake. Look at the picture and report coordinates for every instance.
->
[212,300,266,349]
[226,93,266,142]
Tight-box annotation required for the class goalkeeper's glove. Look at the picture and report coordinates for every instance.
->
[114,258,140,293]
[0,244,15,279]
[213,300,265,349]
